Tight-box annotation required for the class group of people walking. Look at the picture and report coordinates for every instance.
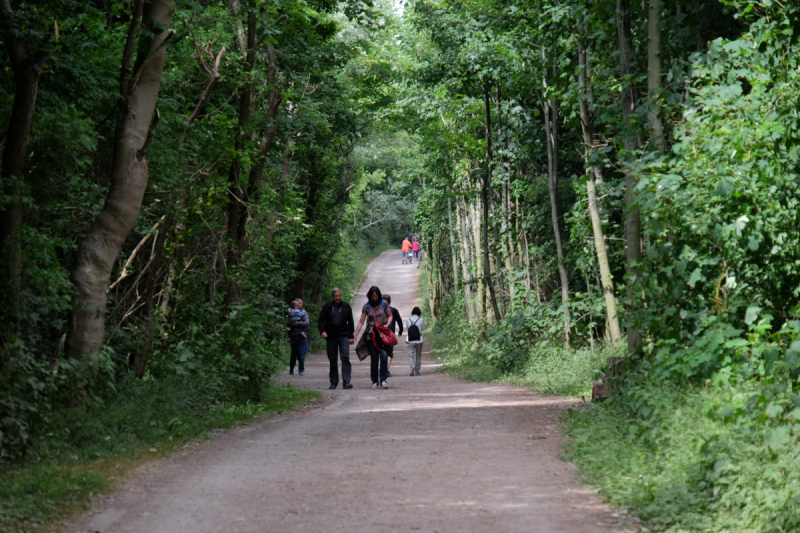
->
[401,234,422,264]
[289,286,425,390]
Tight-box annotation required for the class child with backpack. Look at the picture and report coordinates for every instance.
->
[406,306,425,375]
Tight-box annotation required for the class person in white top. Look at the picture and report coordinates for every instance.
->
[405,306,425,376]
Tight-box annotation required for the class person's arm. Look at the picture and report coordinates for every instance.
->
[354,310,367,339]
[346,305,355,339]
[296,313,310,327]
[317,305,328,338]
[394,308,403,335]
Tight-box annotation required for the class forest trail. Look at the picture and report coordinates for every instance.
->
[70,250,627,533]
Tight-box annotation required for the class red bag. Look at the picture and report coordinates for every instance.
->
[370,305,398,348]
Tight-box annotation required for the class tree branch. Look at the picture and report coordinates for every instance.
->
[120,0,145,96]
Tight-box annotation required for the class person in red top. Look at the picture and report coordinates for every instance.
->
[401,236,412,264]
[411,239,420,262]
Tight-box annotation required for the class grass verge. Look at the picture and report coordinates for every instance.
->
[563,381,800,532]
[426,318,615,398]
[0,382,320,533]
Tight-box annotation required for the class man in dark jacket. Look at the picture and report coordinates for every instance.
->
[383,294,403,377]
[317,288,355,389]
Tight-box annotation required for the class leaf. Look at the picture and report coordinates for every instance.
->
[734,215,749,236]
[714,177,735,196]
[688,268,703,288]
[765,404,783,418]
[745,306,761,326]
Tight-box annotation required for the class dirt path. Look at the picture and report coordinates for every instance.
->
[70,250,629,533]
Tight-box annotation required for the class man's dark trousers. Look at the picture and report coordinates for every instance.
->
[326,337,351,386]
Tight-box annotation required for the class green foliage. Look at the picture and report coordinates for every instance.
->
[565,373,800,532]
[429,300,614,397]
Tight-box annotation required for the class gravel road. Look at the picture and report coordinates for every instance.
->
[69,249,629,533]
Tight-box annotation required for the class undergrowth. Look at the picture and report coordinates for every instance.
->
[0,381,320,533]
[564,379,800,532]
[426,308,615,398]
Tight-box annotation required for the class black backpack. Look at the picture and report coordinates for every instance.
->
[407,317,421,342]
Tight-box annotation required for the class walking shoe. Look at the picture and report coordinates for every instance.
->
[372,383,378,389]
[289,369,294,375]
[329,383,337,389]
[410,371,415,376]
[343,381,353,389]
[299,371,304,376]
[381,381,388,388]
[415,370,420,376]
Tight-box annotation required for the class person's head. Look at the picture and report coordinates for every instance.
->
[332,288,343,304]
[366,286,382,305]
[383,294,392,305]
[412,306,421,316]
[289,301,297,309]
[295,299,304,309]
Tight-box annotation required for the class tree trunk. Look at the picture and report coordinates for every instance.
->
[447,198,460,294]
[618,0,643,355]
[66,0,175,358]
[579,45,622,347]
[481,83,502,323]
[0,0,55,335]
[471,199,485,319]
[456,199,475,321]
[647,0,666,154]
[541,47,571,350]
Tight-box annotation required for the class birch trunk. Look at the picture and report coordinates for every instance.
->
[471,199,485,319]
[447,198,460,293]
[579,45,622,347]
[457,200,475,321]
[482,83,502,323]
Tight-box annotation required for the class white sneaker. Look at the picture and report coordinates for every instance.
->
[372,383,378,389]
[381,381,388,388]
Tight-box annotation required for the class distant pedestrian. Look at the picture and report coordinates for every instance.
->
[411,238,420,262]
[286,299,309,375]
[317,288,355,390]
[406,306,425,376]
[354,286,393,388]
[401,236,412,264]
[382,294,403,378]
[296,299,309,360]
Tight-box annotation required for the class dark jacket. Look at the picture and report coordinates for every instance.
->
[317,301,355,340]
[286,311,309,337]
[389,307,403,335]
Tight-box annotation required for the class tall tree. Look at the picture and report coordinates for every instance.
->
[0,0,56,335]
[647,0,666,154]
[66,0,176,358]
[224,1,284,307]
[578,44,622,347]
[617,0,643,356]
[482,82,502,323]
[541,46,571,350]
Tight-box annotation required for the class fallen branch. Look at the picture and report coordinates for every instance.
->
[108,215,165,292]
